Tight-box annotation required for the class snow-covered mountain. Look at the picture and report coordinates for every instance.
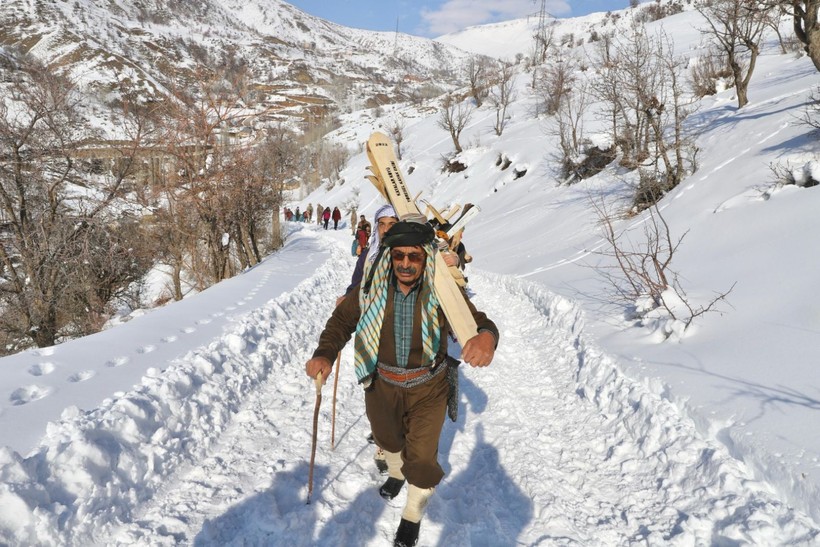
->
[0,0,479,122]
[1,1,820,545]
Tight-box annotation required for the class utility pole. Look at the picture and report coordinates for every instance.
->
[535,0,548,64]
[393,16,399,57]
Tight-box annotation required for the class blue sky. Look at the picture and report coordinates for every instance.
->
[287,0,627,37]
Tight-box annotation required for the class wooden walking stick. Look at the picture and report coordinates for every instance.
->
[331,352,342,449]
[307,370,323,504]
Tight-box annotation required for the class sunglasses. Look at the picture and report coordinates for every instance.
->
[390,250,425,263]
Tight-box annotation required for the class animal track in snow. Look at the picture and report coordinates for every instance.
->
[28,362,56,376]
[106,356,130,367]
[67,370,95,383]
[10,385,52,405]
[30,347,55,357]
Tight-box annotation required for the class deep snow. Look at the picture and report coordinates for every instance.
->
[1,3,820,546]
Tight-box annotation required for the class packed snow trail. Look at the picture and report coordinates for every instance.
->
[99,233,817,546]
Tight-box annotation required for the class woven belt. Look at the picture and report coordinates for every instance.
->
[377,357,447,388]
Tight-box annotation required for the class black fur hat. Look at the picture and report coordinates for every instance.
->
[382,217,435,248]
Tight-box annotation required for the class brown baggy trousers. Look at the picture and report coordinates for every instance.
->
[365,369,449,489]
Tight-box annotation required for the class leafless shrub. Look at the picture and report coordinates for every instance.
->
[801,85,820,131]
[769,161,820,188]
[690,46,733,98]
[634,0,685,23]
[562,144,617,184]
[591,198,735,336]
[440,155,467,173]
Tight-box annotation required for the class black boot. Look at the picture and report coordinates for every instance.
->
[379,477,405,500]
[394,518,420,547]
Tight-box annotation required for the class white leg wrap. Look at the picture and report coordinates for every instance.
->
[384,449,405,480]
[401,484,434,523]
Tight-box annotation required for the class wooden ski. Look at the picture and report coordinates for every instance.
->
[366,132,478,344]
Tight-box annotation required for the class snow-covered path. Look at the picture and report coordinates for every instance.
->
[97,232,817,546]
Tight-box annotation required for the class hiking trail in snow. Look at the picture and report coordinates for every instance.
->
[94,232,818,546]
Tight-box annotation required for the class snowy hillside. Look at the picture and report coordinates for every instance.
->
[0,0,479,127]
[1,2,820,546]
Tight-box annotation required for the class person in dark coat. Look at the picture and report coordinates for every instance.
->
[306,217,499,547]
[332,207,342,230]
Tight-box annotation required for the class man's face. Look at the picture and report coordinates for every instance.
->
[377,216,399,238]
[391,245,425,287]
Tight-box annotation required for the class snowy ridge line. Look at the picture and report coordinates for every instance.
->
[0,237,351,546]
[470,271,820,541]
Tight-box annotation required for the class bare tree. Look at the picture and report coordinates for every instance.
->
[782,0,820,70]
[762,4,790,53]
[536,49,577,116]
[437,94,474,154]
[550,78,592,181]
[387,117,406,159]
[589,34,626,154]
[490,64,517,136]
[590,25,697,200]
[465,56,491,107]
[0,58,150,350]
[696,0,768,108]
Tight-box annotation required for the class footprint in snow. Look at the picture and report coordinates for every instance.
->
[10,385,52,405]
[180,327,196,334]
[162,335,178,343]
[30,347,56,357]
[196,318,212,325]
[67,370,95,383]
[106,356,130,367]
[28,362,56,376]
[137,345,156,354]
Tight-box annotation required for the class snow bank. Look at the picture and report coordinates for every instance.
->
[0,242,350,546]
[478,272,819,543]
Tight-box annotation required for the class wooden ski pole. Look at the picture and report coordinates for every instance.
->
[307,370,323,505]
[331,352,342,450]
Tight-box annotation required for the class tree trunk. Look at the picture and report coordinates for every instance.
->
[807,28,820,71]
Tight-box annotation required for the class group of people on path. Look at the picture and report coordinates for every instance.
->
[284,203,343,230]
[305,204,498,547]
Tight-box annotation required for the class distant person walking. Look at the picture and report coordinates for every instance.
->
[316,204,324,226]
[332,207,342,230]
[322,207,331,230]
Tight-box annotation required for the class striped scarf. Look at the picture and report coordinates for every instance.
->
[353,242,440,383]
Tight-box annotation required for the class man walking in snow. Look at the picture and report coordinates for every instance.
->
[306,216,498,547]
